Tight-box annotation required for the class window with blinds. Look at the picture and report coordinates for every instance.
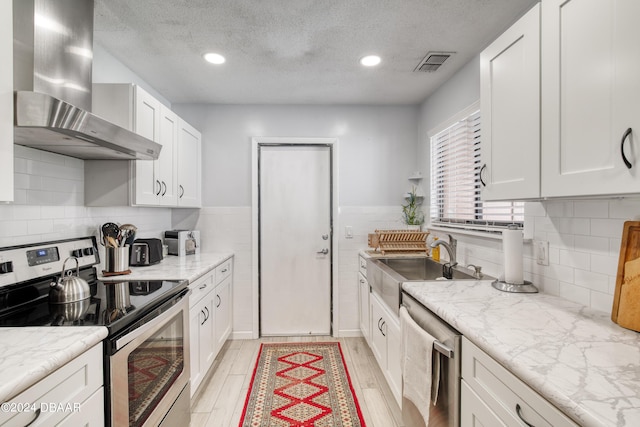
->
[429,108,523,232]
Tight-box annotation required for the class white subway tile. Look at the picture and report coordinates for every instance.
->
[608,198,640,219]
[26,190,54,205]
[27,219,54,235]
[590,253,618,276]
[573,200,608,218]
[524,201,546,217]
[0,221,28,237]
[559,249,590,271]
[590,218,625,238]
[590,291,613,313]
[574,235,610,255]
[559,282,591,306]
[545,201,574,218]
[0,206,14,221]
[13,206,41,220]
[556,218,590,236]
[574,269,609,293]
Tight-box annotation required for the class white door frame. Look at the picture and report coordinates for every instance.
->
[251,137,339,338]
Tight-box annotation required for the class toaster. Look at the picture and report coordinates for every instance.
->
[129,238,163,266]
[164,230,200,257]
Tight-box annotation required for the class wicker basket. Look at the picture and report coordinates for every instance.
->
[368,229,430,255]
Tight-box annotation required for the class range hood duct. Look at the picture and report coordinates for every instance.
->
[12,0,161,160]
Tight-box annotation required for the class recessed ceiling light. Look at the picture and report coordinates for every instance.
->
[360,55,381,67]
[203,52,226,65]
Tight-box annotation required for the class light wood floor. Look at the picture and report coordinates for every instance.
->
[189,336,404,427]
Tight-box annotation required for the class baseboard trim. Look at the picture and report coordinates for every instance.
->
[230,331,254,340]
[336,329,363,338]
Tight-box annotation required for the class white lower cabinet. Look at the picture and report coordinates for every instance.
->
[214,276,232,350]
[461,380,507,427]
[461,337,577,427]
[189,258,234,397]
[369,292,402,406]
[0,344,104,427]
[357,272,370,345]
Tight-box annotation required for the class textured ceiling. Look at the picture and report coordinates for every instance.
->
[93,0,538,105]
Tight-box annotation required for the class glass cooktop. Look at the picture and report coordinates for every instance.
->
[0,271,187,334]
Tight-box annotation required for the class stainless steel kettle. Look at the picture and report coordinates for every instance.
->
[49,257,91,304]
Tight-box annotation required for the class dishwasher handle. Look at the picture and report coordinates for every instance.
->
[434,341,454,359]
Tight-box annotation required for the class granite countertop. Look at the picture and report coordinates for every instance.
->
[402,280,640,427]
[99,252,233,283]
[0,327,107,402]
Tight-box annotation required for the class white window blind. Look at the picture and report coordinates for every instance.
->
[430,108,523,232]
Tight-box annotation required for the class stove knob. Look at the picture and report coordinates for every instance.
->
[83,247,94,256]
[0,261,13,274]
[71,249,84,258]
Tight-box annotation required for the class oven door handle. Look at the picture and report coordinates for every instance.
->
[114,291,189,351]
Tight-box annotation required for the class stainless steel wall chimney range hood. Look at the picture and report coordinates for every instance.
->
[13,0,161,160]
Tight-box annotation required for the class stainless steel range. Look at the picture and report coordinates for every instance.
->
[0,237,191,427]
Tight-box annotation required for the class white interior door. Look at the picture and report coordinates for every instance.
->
[259,145,331,336]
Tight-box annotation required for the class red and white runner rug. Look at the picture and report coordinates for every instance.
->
[239,342,366,426]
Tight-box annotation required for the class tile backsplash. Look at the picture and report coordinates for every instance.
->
[431,199,639,314]
[1,146,171,248]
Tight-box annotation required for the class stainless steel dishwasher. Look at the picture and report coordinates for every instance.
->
[401,292,461,427]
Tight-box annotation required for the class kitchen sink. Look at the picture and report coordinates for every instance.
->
[366,256,490,314]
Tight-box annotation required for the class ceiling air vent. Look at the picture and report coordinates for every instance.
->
[414,51,455,72]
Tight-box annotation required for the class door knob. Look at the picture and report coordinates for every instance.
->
[317,248,329,255]
[322,234,329,240]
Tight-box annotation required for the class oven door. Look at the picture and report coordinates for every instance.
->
[109,290,190,427]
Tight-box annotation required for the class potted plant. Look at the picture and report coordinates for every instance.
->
[402,186,425,230]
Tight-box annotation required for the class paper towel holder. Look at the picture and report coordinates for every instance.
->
[492,279,538,293]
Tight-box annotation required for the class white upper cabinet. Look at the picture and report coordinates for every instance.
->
[480,3,540,201]
[0,0,13,202]
[87,84,199,208]
[177,119,202,207]
[541,0,640,197]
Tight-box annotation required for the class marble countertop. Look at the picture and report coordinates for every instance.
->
[0,327,107,402]
[99,252,234,283]
[403,280,640,427]
[0,253,232,403]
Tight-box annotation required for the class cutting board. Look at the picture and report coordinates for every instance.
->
[612,221,640,332]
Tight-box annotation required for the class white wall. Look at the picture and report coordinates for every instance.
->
[92,43,171,107]
[173,104,420,206]
[170,104,421,336]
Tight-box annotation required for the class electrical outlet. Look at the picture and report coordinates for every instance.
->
[345,226,353,239]
[535,240,549,266]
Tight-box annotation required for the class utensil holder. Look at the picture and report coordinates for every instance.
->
[105,247,129,273]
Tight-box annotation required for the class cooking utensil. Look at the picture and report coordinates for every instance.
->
[49,257,91,304]
[101,222,120,246]
[106,236,118,248]
[119,224,137,246]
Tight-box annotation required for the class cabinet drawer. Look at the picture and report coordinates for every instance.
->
[189,273,214,308]
[0,344,103,427]
[358,255,367,277]
[215,259,232,284]
[462,337,577,427]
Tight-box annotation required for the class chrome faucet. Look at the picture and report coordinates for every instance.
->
[430,234,457,267]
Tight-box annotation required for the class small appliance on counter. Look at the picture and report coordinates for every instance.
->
[164,230,200,257]
[129,238,164,266]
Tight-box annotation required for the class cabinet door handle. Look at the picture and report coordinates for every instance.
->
[205,306,210,321]
[199,284,208,290]
[479,164,487,187]
[200,309,206,325]
[359,279,365,284]
[155,180,162,195]
[216,294,221,308]
[377,317,383,331]
[621,128,633,169]
[179,185,185,198]
[515,403,535,427]
[161,181,167,196]
[380,320,386,337]
[24,408,42,427]
[221,268,228,273]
